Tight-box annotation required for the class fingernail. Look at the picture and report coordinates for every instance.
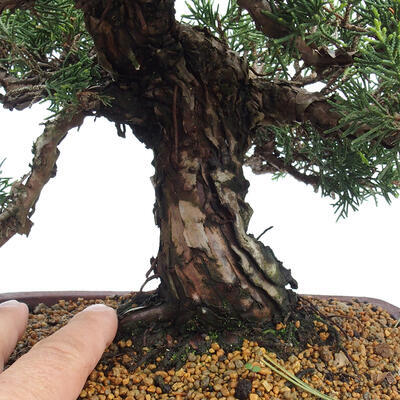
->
[0,299,21,308]
[82,304,111,312]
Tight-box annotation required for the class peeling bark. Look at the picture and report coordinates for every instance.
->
[0,0,360,324]
[0,108,85,247]
[1,0,397,327]
[77,2,301,324]
[249,79,400,149]
[151,116,298,323]
[130,25,298,323]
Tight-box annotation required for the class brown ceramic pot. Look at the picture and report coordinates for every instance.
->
[0,291,130,308]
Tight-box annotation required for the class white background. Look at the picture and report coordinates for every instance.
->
[0,1,399,307]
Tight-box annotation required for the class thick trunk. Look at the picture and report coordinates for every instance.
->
[147,79,297,324]
[152,144,297,324]
[84,8,298,324]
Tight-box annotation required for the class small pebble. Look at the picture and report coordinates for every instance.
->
[6,296,400,400]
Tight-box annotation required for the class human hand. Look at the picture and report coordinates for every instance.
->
[0,299,118,400]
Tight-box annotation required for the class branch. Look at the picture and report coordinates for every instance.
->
[0,0,34,13]
[245,78,400,187]
[236,0,289,39]
[237,0,355,70]
[0,71,47,110]
[251,79,400,149]
[294,37,354,70]
[0,108,85,247]
[245,150,320,189]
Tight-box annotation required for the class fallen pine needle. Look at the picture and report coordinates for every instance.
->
[261,354,337,400]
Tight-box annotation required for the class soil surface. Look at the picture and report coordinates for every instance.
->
[5,294,400,400]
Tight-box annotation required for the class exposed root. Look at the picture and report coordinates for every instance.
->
[118,302,177,332]
[104,294,349,381]
[139,274,160,292]
[117,290,159,317]
[339,343,360,378]
[299,296,348,340]
[145,257,157,278]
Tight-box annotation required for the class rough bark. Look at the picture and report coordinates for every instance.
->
[90,12,299,324]
[2,0,309,324]
[0,108,85,247]
[1,0,398,327]
[150,104,298,323]
[0,0,356,324]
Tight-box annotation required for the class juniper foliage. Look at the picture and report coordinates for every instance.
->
[0,0,399,218]
[183,0,400,217]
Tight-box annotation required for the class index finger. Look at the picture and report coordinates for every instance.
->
[0,303,118,400]
[0,300,29,371]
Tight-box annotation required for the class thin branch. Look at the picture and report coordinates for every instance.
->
[256,226,273,241]
[0,107,86,247]
[249,65,270,77]
[238,1,355,70]
[322,5,368,33]
[0,71,48,110]
[252,79,400,149]
[246,151,320,189]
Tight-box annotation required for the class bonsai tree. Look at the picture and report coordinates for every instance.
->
[0,0,399,328]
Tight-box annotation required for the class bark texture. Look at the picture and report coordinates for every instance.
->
[1,0,303,324]
[151,129,298,323]
[0,109,85,247]
[77,0,298,324]
[1,0,398,326]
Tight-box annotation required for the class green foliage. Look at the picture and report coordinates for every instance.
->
[184,0,400,217]
[262,120,399,218]
[182,0,291,78]
[0,0,399,218]
[0,159,12,211]
[0,0,99,113]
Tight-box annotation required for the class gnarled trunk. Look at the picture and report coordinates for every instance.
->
[152,134,297,324]
[85,8,298,325]
[146,57,297,324]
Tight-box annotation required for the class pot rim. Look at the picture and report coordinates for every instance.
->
[0,291,399,319]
